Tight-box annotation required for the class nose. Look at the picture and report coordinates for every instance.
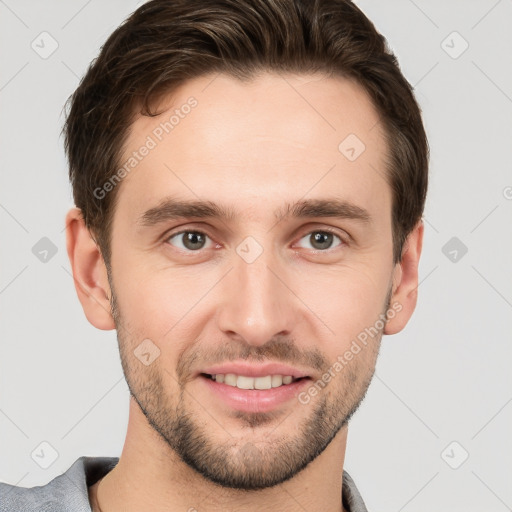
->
[216,245,298,347]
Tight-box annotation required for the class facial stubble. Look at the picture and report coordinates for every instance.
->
[109,279,391,491]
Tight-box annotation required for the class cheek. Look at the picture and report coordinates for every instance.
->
[112,263,215,343]
[296,264,389,339]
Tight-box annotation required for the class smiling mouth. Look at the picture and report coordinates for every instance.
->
[201,373,309,390]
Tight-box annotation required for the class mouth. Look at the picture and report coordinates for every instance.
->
[198,372,313,413]
[196,361,314,413]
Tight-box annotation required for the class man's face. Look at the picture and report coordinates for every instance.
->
[107,72,396,489]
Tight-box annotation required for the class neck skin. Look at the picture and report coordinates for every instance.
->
[88,398,349,512]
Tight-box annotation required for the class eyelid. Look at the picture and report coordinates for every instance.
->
[162,222,215,240]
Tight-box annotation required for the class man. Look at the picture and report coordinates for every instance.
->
[0,0,428,510]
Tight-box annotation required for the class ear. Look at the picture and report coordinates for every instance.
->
[384,219,424,335]
[65,207,115,330]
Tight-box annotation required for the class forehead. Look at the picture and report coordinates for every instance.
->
[116,72,390,226]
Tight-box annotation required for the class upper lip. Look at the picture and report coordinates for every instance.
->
[199,362,311,379]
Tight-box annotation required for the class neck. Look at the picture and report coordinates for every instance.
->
[91,398,349,512]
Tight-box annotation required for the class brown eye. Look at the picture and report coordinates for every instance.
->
[296,231,343,251]
[166,230,211,251]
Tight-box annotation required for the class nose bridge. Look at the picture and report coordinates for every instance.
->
[216,236,294,345]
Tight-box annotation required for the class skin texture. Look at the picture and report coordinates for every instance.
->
[67,72,423,512]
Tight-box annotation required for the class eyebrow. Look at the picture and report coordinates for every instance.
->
[138,197,372,227]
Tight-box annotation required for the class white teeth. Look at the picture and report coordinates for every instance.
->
[271,375,283,388]
[224,373,237,386]
[211,373,298,389]
[254,376,272,390]
[237,375,254,389]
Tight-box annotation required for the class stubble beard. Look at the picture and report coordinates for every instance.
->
[109,282,389,490]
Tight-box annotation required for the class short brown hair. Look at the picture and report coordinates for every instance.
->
[64,0,429,266]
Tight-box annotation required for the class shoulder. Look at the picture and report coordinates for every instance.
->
[342,469,369,512]
[0,456,119,512]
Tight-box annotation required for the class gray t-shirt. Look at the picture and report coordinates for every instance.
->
[0,456,368,511]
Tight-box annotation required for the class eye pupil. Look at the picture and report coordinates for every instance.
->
[183,232,205,250]
[311,232,333,250]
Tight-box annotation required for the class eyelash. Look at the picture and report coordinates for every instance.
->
[164,227,349,254]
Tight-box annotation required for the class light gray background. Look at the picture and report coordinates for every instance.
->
[1,1,511,510]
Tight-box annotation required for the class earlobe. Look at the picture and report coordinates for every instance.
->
[384,219,424,335]
[65,207,115,330]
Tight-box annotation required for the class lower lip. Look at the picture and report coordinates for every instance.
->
[200,375,311,413]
